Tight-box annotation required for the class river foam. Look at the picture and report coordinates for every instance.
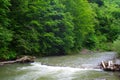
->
[16,62,102,80]
[19,62,102,71]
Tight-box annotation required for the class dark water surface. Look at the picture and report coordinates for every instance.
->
[0,52,120,80]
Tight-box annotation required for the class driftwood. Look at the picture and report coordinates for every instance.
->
[16,56,35,63]
[101,61,106,69]
[0,61,16,65]
[0,56,35,65]
[101,60,120,71]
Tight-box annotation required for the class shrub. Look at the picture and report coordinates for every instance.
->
[113,36,120,56]
[0,47,17,60]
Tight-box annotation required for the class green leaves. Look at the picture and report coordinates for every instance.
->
[113,36,120,56]
[0,47,16,60]
[0,0,10,27]
[1,0,120,60]
[88,0,120,50]
[37,0,74,55]
[0,27,13,46]
[62,0,95,51]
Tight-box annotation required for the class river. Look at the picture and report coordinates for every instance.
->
[0,52,120,80]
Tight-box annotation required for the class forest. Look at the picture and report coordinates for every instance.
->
[0,0,120,60]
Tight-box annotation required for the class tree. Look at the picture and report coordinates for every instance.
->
[88,0,104,6]
[35,0,74,55]
[91,0,120,42]
[0,0,10,27]
[8,0,74,56]
[9,0,40,55]
[0,0,16,60]
[87,0,120,50]
[62,0,95,51]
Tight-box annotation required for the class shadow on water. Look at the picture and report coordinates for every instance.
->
[0,52,120,80]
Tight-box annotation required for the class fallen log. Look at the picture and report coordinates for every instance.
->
[101,61,106,69]
[100,60,120,71]
[0,55,35,65]
[0,61,17,65]
[16,56,35,63]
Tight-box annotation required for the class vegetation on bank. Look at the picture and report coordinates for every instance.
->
[0,0,120,60]
[113,36,120,57]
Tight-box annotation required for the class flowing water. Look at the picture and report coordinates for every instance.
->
[0,52,120,80]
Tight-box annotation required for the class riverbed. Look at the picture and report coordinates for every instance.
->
[0,52,120,80]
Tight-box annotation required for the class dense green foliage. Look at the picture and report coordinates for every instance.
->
[0,0,120,60]
[61,0,95,51]
[113,36,120,56]
[0,0,16,60]
[89,0,120,50]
